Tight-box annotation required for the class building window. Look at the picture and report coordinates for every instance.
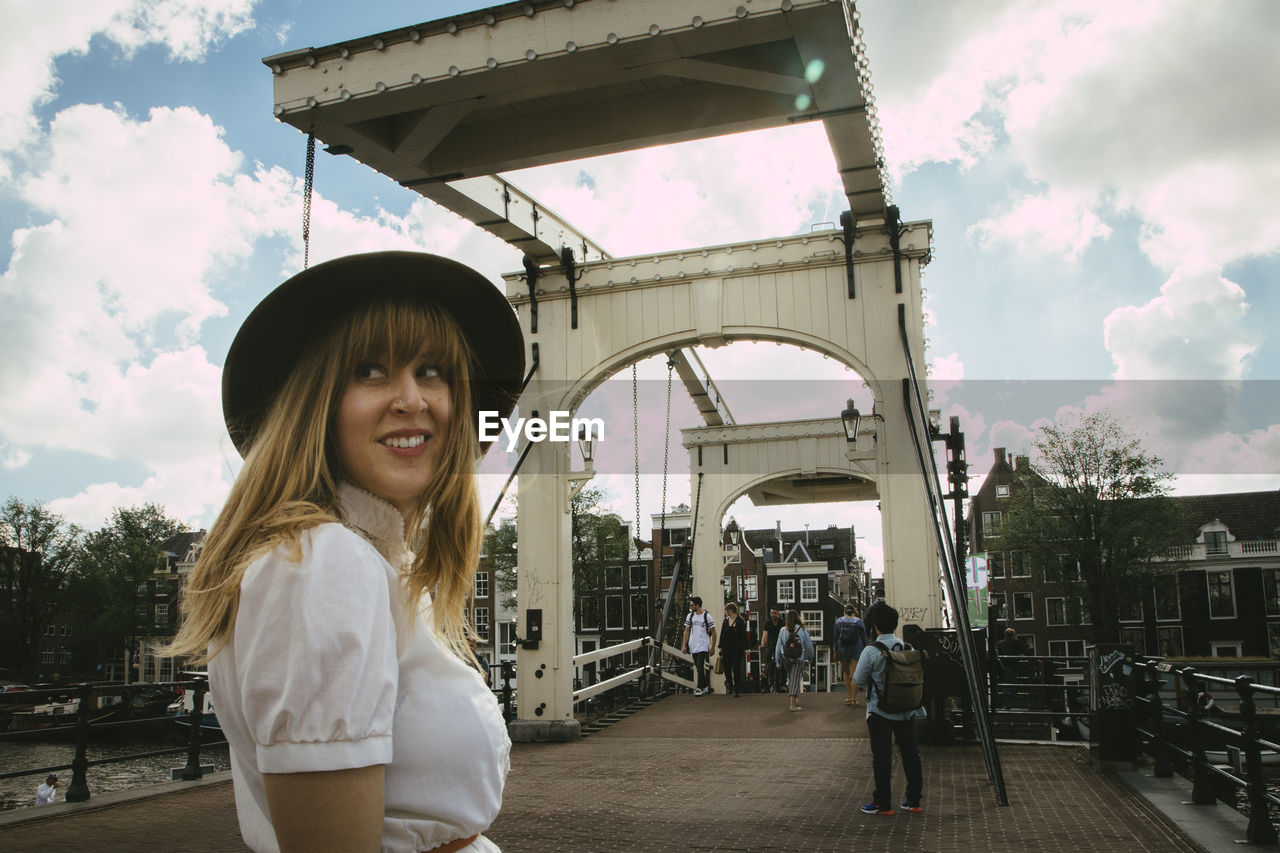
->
[155,603,168,625]
[989,591,1006,614]
[605,565,624,589]
[1009,552,1030,578]
[1019,634,1037,655]
[1054,555,1081,583]
[669,528,688,546]
[995,484,1010,498]
[1211,642,1241,658]
[605,595,624,630]
[630,594,649,629]
[499,622,517,656]
[60,625,70,636]
[777,579,795,603]
[1118,627,1146,655]
[1154,574,1180,620]
[1048,639,1084,659]
[1013,592,1033,620]
[579,596,598,630]
[1207,570,1235,619]
[988,552,1005,579]
[1265,570,1280,617]
[738,576,758,602]
[60,647,72,663]
[474,607,490,640]
[1118,586,1143,622]
[45,624,55,636]
[1269,624,1280,659]
[1157,626,1184,657]
[474,572,489,599]
[41,650,54,664]
[801,610,823,641]
[630,564,649,589]
[1046,597,1067,626]
[800,578,819,603]
[1205,530,1228,556]
[982,511,1003,538]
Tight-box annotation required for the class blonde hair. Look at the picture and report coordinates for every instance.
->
[168,295,482,663]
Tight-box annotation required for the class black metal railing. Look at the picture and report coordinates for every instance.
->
[989,654,1092,738]
[485,660,517,723]
[0,679,226,803]
[1132,659,1280,845]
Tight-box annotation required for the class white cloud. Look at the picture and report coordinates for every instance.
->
[0,0,255,161]
[968,191,1112,261]
[1104,263,1258,381]
[0,97,522,528]
[503,124,844,257]
[864,0,1280,268]
[930,353,964,382]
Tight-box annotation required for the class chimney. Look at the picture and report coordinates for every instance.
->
[1015,455,1030,470]
[994,447,1007,467]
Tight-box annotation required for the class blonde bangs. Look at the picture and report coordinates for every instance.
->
[334,297,476,391]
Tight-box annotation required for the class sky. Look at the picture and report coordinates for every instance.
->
[1,0,1277,579]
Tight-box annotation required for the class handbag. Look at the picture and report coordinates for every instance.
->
[713,656,723,674]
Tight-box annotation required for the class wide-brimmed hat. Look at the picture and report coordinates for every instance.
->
[222,251,525,456]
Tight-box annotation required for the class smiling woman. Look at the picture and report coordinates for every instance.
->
[165,251,524,853]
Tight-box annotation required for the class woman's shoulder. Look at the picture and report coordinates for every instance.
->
[244,522,388,585]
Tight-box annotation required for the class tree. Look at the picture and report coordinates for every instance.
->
[1002,412,1184,644]
[484,517,519,612]
[0,498,83,681]
[68,504,188,678]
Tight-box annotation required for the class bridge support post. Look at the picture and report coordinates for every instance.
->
[510,408,580,743]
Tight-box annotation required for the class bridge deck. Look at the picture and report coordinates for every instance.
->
[0,692,1208,851]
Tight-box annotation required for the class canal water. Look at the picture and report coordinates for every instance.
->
[0,729,230,813]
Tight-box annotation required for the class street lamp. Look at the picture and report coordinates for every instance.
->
[841,398,861,443]
[567,423,596,505]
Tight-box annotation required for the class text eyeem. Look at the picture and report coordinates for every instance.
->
[478,411,605,452]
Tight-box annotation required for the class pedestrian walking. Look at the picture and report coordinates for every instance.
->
[683,596,717,695]
[759,608,785,693]
[717,602,749,697]
[854,602,926,816]
[167,252,523,853]
[774,609,814,712]
[834,603,868,705]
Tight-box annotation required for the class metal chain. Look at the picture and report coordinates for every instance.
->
[302,128,316,269]
[658,358,674,538]
[632,364,641,545]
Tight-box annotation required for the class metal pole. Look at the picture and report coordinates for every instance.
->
[181,681,206,781]
[65,683,92,802]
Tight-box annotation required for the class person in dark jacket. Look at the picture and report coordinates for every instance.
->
[717,602,749,698]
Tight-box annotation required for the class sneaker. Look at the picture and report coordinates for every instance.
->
[900,800,923,814]
[860,803,894,816]
[693,688,703,696]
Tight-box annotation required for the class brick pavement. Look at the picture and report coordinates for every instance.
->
[0,691,1204,852]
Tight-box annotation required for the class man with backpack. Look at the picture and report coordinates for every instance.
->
[834,604,868,706]
[682,596,717,695]
[853,602,926,816]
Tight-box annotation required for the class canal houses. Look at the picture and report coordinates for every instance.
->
[972,446,1280,662]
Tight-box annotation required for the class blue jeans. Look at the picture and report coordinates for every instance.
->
[867,712,923,808]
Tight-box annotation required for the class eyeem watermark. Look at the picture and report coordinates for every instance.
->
[478,411,605,452]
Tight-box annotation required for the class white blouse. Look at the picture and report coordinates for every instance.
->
[209,483,510,852]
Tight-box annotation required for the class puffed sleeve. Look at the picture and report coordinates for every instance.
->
[233,524,397,774]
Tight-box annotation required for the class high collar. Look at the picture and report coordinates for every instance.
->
[337,481,413,570]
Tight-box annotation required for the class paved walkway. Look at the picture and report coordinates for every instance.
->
[0,692,1216,851]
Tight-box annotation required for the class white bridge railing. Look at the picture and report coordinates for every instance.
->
[570,637,696,703]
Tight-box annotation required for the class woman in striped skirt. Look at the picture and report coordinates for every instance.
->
[774,609,815,711]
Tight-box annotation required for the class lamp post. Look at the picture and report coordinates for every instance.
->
[841,398,861,445]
